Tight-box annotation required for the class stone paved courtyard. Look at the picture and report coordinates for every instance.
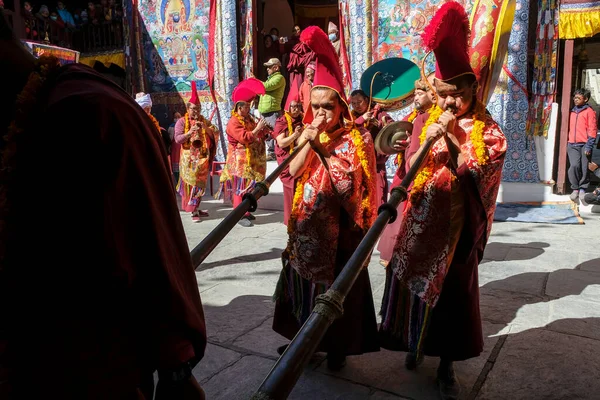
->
[183,187,600,400]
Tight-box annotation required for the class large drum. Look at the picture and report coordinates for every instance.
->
[359,57,421,111]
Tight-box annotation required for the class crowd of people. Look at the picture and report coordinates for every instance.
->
[19,0,122,48]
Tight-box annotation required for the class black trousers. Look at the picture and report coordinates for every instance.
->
[567,143,591,190]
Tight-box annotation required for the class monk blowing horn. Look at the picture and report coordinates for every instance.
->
[251,134,439,399]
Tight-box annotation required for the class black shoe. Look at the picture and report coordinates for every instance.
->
[405,352,423,370]
[326,353,346,371]
[246,213,256,221]
[276,344,288,355]
[437,362,460,400]
[238,217,253,227]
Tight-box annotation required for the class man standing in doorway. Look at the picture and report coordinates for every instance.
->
[259,58,286,161]
[568,88,597,204]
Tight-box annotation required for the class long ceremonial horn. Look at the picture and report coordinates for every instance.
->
[190,139,309,269]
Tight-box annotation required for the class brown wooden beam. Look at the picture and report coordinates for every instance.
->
[557,39,574,194]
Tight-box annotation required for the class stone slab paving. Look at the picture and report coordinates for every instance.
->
[184,195,600,399]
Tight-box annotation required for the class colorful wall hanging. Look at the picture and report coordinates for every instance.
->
[238,0,254,80]
[526,0,559,138]
[559,0,600,39]
[488,0,539,182]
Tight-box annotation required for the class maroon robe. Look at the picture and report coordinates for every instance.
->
[271,113,302,225]
[376,111,429,262]
[3,64,206,398]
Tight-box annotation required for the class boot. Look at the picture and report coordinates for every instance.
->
[437,359,460,400]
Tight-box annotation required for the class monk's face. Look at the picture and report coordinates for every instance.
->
[187,103,200,119]
[310,87,344,132]
[289,101,302,118]
[414,89,433,111]
[305,68,314,82]
[236,102,250,117]
[350,94,368,115]
[435,77,477,118]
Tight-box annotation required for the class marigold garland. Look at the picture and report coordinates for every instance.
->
[284,112,296,153]
[407,109,419,123]
[410,102,489,200]
[148,113,162,134]
[288,128,373,238]
[230,110,256,177]
[470,101,488,165]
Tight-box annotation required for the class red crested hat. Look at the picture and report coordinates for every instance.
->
[232,77,266,104]
[299,26,351,123]
[285,81,300,112]
[189,81,200,105]
[421,1,474,83]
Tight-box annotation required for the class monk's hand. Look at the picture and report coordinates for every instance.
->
[302,124,319,143]
[310,110,329,132]
[425,123,446,141]
[437,110,456,134]
[393,136,410,152]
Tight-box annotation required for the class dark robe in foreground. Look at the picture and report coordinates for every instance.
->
[2,64,206,399]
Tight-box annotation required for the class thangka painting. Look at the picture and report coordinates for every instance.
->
[138,0,210,93]
[375,0,474,74]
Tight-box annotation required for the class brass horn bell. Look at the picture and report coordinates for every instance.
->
[374,121,413,155]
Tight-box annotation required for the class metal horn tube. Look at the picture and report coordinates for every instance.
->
[252,137,436,400]
[190,140,309,269]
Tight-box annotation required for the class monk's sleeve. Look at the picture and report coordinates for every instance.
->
[228,117,255,145]
[55,92,207,370]
[271,116,288,140]
[471,120,507,239]
[173,118,188,145]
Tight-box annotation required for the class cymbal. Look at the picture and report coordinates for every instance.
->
[374,121,413,155]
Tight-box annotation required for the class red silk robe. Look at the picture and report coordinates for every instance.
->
[273,127,380,356]
[380,110,507,361]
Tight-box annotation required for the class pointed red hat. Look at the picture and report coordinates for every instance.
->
[189,81,200,105]
[285,81,300,112]
[232,77,266,104]
[421,1,474,83]
[299,26,351,123]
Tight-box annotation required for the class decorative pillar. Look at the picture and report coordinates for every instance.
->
[557,39,574,194]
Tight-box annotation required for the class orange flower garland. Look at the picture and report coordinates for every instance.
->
[284,112,296,153]
[410,102,489,200]
[410,104,444,199]
[148,113,162,134]
[407,109,419,123]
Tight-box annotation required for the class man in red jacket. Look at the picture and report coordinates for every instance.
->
[568,88,598,205]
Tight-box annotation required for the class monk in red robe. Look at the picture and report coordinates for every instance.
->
[219,88,268,227]
[379,3,507,399]
[175,82,220,222]
[273,26,380,371]
[0,12,206,399]
[377,76,436,266]
[350,89,395,208]
[271,94,304,225]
